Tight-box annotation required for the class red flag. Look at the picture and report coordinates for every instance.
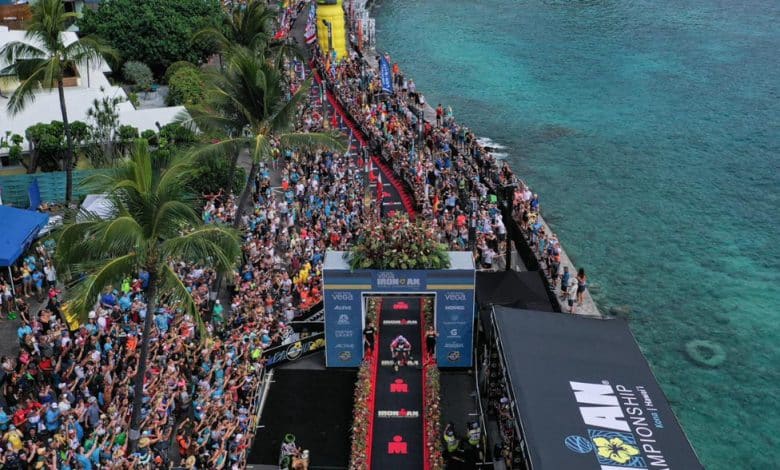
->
[377,181,384,201]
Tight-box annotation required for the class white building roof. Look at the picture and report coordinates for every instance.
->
[0,27,186,152]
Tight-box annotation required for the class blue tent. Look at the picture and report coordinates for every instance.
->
[0,206,49,267]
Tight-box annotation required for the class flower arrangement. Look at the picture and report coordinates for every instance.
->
[424,364,444,469]
[366,296,381,324]
[422,297,434,327]
[422,296,444,469]
[349,359,374,470]
[347,213,450,270]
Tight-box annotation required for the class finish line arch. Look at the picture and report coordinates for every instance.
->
[322,251,475,368]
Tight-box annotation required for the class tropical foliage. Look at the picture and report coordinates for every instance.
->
[163,60,197,84]
[25,120,89,173]
[79,0,223,75]
[0,0,116,201]
[166,66,206,106]
[55,139,241,450]
[192,0,276,54]
[121,61,153,91]
[347,214,451,269]
[186,46,343,227]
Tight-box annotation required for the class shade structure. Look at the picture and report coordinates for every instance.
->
[476,270,553,311]
[491,307,703,470]
[0,205,49,266]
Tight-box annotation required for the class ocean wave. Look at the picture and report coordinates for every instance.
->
[476,136,507,149]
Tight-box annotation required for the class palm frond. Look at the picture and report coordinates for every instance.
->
[0,41,46,67]
[65,253,138,322]
[269,78,311,132]
[251,133,272,164]
[278,131,347,153]
[184,137,250,169]
[158,264,207,339]
[159,226,241,274]
[152,200,201,238]
[93,216,145,257]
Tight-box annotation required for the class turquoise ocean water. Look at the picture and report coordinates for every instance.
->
[373,0,779,468]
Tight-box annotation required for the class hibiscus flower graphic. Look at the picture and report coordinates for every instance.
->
[593,436,641,464]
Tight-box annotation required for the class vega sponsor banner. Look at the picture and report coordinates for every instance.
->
[323,252,475,368]
[263,333,326,368]
[323,288,363,367]
[436,289,474,367]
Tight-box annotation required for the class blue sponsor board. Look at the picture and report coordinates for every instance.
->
[323,288,364,367]
[436,289,474,367]
[323,252,475,368]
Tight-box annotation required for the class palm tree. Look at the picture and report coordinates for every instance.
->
[187,46,344,228]
[55,139,241,452]
[193,0,277,54]
[0,0,116,203]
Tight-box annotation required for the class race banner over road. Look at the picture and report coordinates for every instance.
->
[323,252,475,367]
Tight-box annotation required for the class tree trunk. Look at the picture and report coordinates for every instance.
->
[127,268,157,453]
[25,141,37,174]
[232,160,259,229]
[225,150,240,197]
[57,77,76,204]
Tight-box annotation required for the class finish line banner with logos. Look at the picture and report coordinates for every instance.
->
[322,251,475,368]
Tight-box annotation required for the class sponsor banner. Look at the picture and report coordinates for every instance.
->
[382,319,419,326]
[566,381,675,470]
[436,289,474,367]
[377,409,420,418]
[379,54,394,94]
[372,270,427,291]
[323,266,475,368]
[323,288,363,367]
[263,333,326,368]
[380,359,420,367]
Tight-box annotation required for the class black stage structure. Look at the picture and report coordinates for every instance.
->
[246,353,354,469]
[481,307,703,470]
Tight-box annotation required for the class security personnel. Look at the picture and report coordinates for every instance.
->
[443,422,459,454]
[467,421,481,448]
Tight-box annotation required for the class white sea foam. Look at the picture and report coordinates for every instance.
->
[476,136,507,149]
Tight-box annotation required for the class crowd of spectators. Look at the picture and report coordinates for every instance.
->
[312,45,548,272]
[0,47,373,470]
[0,235,265,468]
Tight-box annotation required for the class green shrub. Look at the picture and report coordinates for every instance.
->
[122,61,153,91]
[166,67,205,106]
[118,125,139,141]
[163,61,197,84]
[78,0,223,76]
[189,156,246,197]
[127,92,140,108]
[141,129,158,146]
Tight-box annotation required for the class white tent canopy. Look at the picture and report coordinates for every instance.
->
[79,194,114,220]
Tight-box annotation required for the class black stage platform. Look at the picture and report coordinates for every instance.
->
[246,356,355,469]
